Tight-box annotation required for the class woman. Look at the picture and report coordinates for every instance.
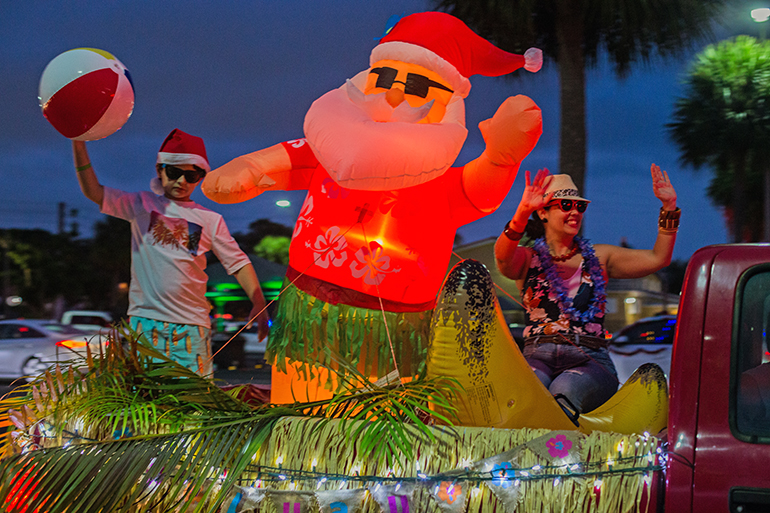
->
[494,166,679,413]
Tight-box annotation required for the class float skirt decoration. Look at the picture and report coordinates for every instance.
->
[233,417,661,513]
[0,333,662,513]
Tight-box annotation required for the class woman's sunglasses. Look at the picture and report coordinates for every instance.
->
[163,165,206,184]
[546,199,588,213]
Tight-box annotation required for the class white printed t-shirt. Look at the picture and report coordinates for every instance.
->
[101,187,250,328]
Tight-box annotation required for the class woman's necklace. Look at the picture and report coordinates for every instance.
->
[533,237,607,323]
[550,243,579,262]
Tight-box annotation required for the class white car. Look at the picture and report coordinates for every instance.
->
[0,319,106,380]
[609,315,676,384]
[60,310,114,334]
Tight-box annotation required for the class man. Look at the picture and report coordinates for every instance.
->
[73,128,269,376]
[202,12,543,398]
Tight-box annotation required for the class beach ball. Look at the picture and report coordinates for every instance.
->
[39,48,134,141]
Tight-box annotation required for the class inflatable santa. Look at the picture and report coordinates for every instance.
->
[202,11,543,401]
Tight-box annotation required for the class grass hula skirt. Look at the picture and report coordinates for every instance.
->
[266,279,432,388]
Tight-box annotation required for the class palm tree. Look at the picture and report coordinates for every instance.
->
[433,0,727,195]
[668,35,770,242]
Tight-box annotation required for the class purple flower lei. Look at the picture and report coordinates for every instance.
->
[533,237,607,323]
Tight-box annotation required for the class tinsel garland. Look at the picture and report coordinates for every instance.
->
[533,237,607,324]
[243,417,660,513]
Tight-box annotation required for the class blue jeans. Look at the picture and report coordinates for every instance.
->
[523,342,619,413]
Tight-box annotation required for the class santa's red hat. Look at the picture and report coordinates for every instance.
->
[156,128,210,172]
[371,11,542,98]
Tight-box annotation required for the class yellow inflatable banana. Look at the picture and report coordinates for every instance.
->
[426,259,668,435]
[579,363,668,434]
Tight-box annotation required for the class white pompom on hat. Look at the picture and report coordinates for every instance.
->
[156,128,210,172]
[149,176,164,195]
[371,11,542,98]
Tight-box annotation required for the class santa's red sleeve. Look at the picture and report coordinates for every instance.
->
[279,138,318,190]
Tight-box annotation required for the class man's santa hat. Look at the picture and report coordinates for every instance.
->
[156,128,210,172]
[371,11,542,98]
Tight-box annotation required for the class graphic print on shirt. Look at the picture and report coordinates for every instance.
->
[522,254,604,338]
[350,240,401,286]
[308,225,349,269]
[320,176,349,200]
[148,211,202,256]
[293,195,314,239]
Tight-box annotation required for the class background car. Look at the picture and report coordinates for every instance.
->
[609,314,676,384]
[59,310,114,334]
[235,322,268,359]
[211,321,268,370]
[0,319,105,380]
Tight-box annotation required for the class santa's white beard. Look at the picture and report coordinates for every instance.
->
[303,82,468,191]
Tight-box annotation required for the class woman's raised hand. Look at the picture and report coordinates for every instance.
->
[519,169,554,215]
[651,164,677,211]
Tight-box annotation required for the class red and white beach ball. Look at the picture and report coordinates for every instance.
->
[39,48,134,141]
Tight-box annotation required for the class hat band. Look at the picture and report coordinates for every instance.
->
[551,188,580,199]
[157,151,210,172]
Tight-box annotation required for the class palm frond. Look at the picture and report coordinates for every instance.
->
[308,351,462,468]
[1,326,254,456]
[0,412,295,513]
[0,326,462,512]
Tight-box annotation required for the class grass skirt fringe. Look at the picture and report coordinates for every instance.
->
[246,417,659,513]
[266,280,432,384]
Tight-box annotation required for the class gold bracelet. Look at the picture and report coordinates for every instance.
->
[76,163,92,172]
[503,221,524,241]
[658,207,681,231]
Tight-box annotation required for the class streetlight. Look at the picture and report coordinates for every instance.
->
[753,8,770,38]
[752,8,770,22]
[754,7,770,240]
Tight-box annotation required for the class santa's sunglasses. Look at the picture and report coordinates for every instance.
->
[369,66,454,98]
[546,199,588,213]
[162,164,206,184]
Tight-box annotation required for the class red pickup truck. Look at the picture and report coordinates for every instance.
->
[660,243,770,512]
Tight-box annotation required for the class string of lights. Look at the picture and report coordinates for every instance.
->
[233,451,664,487]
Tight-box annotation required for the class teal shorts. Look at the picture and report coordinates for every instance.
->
[130,316,212,377]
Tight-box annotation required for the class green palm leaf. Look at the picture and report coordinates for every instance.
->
[0,414,290,513]
[0,327,461,512]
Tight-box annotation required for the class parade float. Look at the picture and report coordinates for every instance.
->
[0,259,665,513]
[0,13,668,513]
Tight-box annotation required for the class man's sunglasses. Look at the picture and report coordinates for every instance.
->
[546,199,588,213]
[369,67,453,98]
[163,165,206,184]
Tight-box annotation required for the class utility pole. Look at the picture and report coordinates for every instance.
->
[1,237,9,319]
[58,202,80,237]
[58,202,66,235]
[69,207,79,238]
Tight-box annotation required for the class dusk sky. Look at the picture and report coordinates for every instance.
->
[0,2,758,262]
